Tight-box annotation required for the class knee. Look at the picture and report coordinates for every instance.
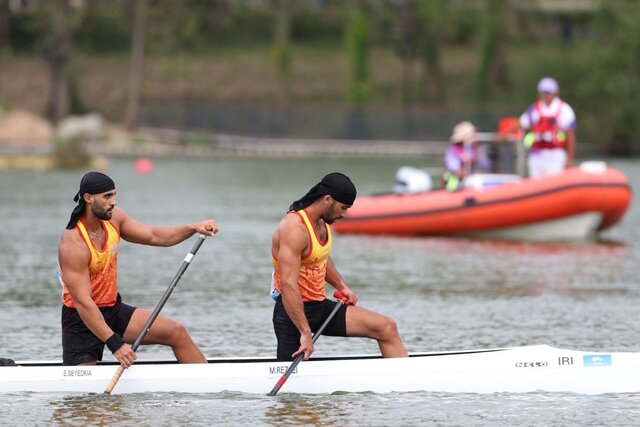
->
[377,316,400,339]
[166,320,190,343]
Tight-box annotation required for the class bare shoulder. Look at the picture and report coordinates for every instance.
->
[59,227,81,248]
[273,212,307,252]
[58,228,89,266]
[272,213,306,252]
[277,212,306,236]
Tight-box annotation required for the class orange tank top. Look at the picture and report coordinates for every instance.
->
[272,209,332,302]
[62,218,120,308]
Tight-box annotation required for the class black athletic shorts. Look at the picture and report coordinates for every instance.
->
[272,296,347,361]
[61,293,137,366]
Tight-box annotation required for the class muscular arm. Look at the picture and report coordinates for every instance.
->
[275,217,315,358]
[58,231,136,366]
[59,234,113,342]
[113,208,217,246]
[326,257,357,305]
[277,221,311,336]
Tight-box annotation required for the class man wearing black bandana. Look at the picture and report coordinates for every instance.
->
[271,172,408,361]
[58,171,218,367]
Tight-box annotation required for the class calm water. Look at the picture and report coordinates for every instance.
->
[0,156,638,426]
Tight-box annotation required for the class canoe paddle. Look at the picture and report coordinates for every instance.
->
[267,290,345,396]
[104,233,208,394]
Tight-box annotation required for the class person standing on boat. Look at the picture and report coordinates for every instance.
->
[516,77,577,177]
[271,172,408,361]
[58,171,218,367]
[443,121,492,191]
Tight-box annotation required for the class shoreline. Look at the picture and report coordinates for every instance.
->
[0,126,606,170]
[99,127,451,159]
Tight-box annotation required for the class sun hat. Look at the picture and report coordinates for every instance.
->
[450,121,476,144]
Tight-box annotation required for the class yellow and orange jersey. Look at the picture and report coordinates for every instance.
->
[272,209,332,302]
[61,218,120,308]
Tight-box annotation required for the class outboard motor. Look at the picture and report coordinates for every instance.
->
[393,166,433,194]
[0,358,16,366]
[580,161,607,175]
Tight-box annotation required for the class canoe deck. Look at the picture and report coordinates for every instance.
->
[2,345,640,395]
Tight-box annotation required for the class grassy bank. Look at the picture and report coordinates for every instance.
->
[0,40,623,144]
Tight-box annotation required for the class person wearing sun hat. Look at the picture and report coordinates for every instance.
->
[270,172,408,361]
[442,121,492,191]
[518,77,577,177]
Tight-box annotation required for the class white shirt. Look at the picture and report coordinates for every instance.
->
[519,97,576,131]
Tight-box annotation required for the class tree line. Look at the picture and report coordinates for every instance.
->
[0,0,638,155]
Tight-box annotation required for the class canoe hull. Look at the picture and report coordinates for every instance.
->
[2,345,640,395]
[333,167,632,241]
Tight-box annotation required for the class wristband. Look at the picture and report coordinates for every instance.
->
[105,333,125,353]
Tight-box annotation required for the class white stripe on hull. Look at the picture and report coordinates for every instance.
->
[2,345,639,395]
[461,212,603,241]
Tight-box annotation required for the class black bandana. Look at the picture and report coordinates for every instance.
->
[289,172,357,212]
[66,171,115,229]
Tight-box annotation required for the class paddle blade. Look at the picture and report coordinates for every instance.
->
[267,291,346,396]
[266,353,304,396]
[266,375,288,396]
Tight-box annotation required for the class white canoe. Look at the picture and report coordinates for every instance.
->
[2,345,639,395]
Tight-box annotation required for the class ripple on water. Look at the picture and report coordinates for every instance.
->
[1,157,639,425]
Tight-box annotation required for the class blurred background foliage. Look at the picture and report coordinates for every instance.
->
[0,0,638,154]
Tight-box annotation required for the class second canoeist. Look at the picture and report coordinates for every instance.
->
[270,172,408,361]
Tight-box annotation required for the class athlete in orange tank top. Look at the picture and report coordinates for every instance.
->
[62,218,120,308]
[272,209,332,302]
[58,171,218,367]
[271,172,408,361]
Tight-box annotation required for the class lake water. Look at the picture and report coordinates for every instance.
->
[0,156,638,426]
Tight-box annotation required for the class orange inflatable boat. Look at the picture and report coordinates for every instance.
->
[333,164,632,241]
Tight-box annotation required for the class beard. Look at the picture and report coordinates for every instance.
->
[92,205,113,221]
[322,211,342,225]
[322,202,345,225]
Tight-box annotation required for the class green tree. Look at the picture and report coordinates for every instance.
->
[476,0,511,103]
[46,0,74,123]
[0,0,9,51]
[391,0,420,105]
[578,1,640,155]
[271,0,292,107]
[124,0,148,130]
[344,1,371,107]
[0,0,10,107]
[416,0,446,105]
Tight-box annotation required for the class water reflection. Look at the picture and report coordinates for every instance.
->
[49,394,130,426]
[342,234,629,257]
[265,397,338,426]
[1,157,638,425]
[337,235,634,299]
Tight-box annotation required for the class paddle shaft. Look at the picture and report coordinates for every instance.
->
[104,234,208,394]
[267,291,344,396]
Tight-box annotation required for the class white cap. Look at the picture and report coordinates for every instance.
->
[537,77,559,94]
[450,121,476,144]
